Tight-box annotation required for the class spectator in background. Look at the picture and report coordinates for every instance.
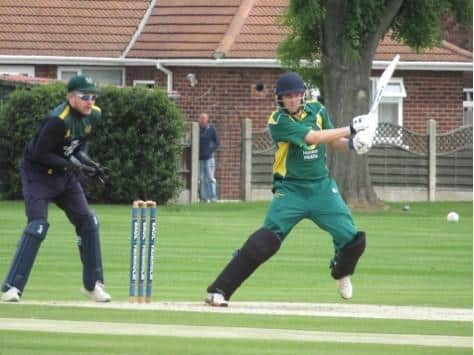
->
[198,112,219,202]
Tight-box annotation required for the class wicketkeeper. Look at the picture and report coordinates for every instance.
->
[1,75,111,302]
[206,72,373,306]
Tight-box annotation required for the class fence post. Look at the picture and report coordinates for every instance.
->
[427,119,437,201]
[190,122,199,203]
[240,118,252,201]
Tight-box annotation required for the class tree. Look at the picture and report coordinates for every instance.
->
[277,0,472,208]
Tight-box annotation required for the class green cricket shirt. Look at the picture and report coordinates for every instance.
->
[50,102,101,140]
[268,101,334,181]
[23,102,101,174]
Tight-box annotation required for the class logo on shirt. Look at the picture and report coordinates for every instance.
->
[302,143,319,160]
[303,150,319,160]
[64,139,81,157]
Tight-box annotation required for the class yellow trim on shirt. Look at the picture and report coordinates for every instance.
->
[268,111,279,125]
[316,114,323,129]
[294,111,307,121]
[273,141,289,177]
[59,106,70,120]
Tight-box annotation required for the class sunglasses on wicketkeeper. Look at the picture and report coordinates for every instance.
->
[75,93,97,101]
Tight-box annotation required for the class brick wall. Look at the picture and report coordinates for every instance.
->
[401,70,464,133]
[170,68,281,199]
[127,66,283,200]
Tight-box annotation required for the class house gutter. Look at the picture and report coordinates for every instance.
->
[371,60,472,71]
[0,56,470,71]
[158,58,472,71]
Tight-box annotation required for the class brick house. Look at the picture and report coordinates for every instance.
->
[0,0,472,200]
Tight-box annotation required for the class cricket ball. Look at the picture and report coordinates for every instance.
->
[447,211,460,223]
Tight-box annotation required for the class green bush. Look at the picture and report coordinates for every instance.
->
[0,83,186,204]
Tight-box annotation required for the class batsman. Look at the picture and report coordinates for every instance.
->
[1,75,111,302]
[206,72,374,306]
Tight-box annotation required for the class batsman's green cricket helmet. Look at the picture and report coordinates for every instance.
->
[67,75,99,93]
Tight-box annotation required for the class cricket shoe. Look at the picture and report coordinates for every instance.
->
[81,281,111,302]
[1,286,21,302]
[336,276,352,299]
[205,292,229,307]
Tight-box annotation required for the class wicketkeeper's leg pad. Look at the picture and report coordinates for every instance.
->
[75,213,104,290]
[2,219,49,293]
[207,228,281,300]
[330,231,366,280]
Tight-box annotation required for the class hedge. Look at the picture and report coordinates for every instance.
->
[0,83,186,204]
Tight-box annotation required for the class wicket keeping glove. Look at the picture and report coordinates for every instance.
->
[69,155,109,184]
[75,151,109,184]
[69,155,97,175]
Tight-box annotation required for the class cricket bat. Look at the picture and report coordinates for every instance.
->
[367,54,400,135]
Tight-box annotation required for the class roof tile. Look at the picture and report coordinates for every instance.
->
[0,1,470,64]
[0,0,149,57]
[226,0,288,58]
[127,0,240,58]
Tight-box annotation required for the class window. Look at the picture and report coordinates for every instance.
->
[370,77,406,126]
[58,67,125,86]
[370,77,407,146]
[463,88,473,126]
[133,80,156,88]
[0,65,34,77]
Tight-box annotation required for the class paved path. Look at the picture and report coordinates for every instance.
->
[19,300,473,322]
[0,317,471,348]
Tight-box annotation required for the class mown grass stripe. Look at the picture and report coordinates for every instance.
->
[0,318,471,348]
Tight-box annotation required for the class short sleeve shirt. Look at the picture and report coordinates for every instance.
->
[268,101,334,181]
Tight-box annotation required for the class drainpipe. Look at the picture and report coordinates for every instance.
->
[156,62,173,95]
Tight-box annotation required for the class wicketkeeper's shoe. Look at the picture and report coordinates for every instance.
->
[205,292,229,307]
[1,286,21,302]
[81,281,111,302]
[336,276,353,299]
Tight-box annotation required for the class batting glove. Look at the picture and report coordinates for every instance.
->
[350,114,372,135]
[349,129,373,155]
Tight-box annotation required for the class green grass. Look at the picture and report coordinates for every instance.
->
[1,331,471,355]
[0,305,471,336]
[0,200,472,354]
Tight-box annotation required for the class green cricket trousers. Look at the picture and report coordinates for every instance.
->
[263,176,357,251]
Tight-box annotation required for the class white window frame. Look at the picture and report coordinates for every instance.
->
[370,77,407,147]
[463,88,473,126]
[133,80,156,88]
[57,66,125,86]
[0,65,34,77]
[370,77,406,126]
